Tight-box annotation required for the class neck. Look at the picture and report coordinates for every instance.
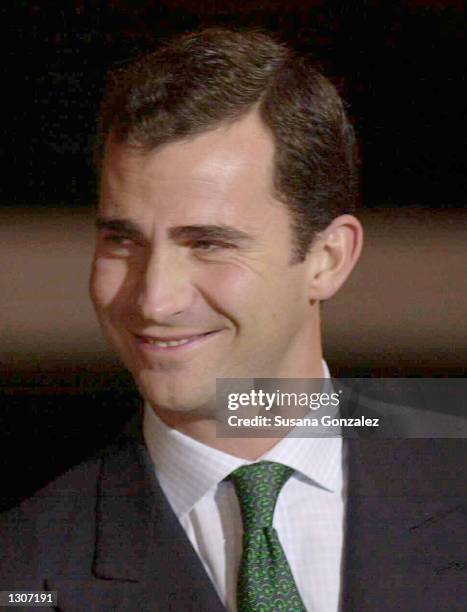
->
[155,354,325,460]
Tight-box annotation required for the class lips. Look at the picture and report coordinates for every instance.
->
[135,330,217,350]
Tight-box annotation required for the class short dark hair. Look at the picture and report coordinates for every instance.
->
[97,28,358,262]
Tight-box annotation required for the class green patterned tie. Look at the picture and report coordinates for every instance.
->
[231,461,307,612]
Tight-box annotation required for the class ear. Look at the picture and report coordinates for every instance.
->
[306,214,363,301]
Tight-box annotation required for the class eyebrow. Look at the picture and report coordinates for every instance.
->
[95,218,256,244]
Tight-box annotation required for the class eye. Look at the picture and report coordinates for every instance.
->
[98,233,141,257]
[102,233,134,246]
[192,240,230,252]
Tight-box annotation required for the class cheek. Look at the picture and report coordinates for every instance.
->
[218,264,308,334]
[90,258,128,309]
[201,264,255,310]
[201,261,293,323]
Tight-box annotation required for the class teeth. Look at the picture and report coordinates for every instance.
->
[145,336,196,347]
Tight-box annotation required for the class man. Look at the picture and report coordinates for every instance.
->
[1,29,465,612]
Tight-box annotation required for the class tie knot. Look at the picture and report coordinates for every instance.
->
[230,461,294,530]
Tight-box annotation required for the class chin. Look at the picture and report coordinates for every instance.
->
[136,371,217,417]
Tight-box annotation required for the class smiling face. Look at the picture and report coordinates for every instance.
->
[90,112,324,425]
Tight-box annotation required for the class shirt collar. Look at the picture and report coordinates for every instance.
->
[143,359,341,518]
[263,359,342,493]
[144,404,245,518]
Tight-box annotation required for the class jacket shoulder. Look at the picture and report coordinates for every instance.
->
[0,450,103,586]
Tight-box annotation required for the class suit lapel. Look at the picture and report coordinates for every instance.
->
[48,415,224,611]
[92,436,159,582]
[92,425,225,610]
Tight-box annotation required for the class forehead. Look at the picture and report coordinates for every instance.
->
[99,112,280,221]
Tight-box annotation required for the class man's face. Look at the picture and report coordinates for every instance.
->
[90,112,320,421]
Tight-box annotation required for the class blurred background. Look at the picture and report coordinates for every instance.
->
[1,1,465,507]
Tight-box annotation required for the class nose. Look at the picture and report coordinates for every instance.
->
[136,248,196,323]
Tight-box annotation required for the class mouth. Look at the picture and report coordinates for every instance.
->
[134,330,222,352]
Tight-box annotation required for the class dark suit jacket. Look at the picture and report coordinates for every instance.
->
[1,400,466,611]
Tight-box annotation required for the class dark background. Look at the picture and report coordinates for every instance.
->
[2,0,464,208]
[1,1,465,509]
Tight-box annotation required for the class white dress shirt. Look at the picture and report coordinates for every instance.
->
[143,362,345,612]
